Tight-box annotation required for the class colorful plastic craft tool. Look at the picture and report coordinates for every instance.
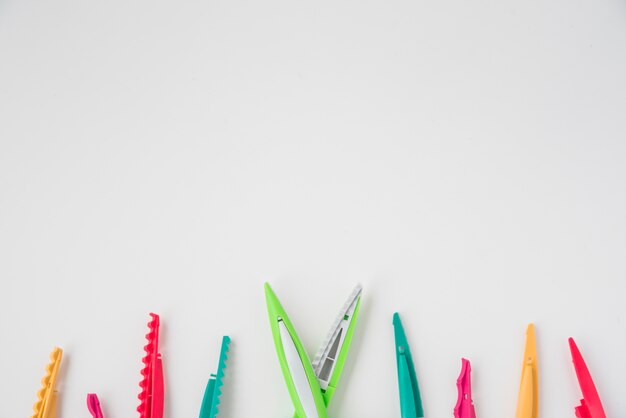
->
[515,324,538,418]
[199,336,231,418]
[393,313,424,418]
[137,313,164,418]
[265,283,362,418]
[31,347,63,418]
[87,394,104,418]
[454,358,476,418]
[568,338,606,418]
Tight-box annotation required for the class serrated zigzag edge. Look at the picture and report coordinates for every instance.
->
[137,313,159,418]
[209,336,231,418]
[31,348,62,418]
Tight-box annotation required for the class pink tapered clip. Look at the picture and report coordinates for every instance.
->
[454,358,476,418]
[87,394,104,418]
[569,338,606,418]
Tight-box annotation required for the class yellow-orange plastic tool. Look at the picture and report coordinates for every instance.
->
[515,324,538,418]
[31,348,63,418]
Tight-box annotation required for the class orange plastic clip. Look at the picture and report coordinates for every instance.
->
[31,348,63,418]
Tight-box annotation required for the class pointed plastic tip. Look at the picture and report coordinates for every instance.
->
[458,358,471,380]
[264,282,283,319]
[524,323,536,338]
[521,324,537,366]
[392,312,401,325]
[454,359,474,418]
[569,337,582,358]
[220,335,231,356]
[148,313,160,327]
[264,282,277,298]
[264,282,277,301]
[86,394,103,418]
[87,393,99,406]
[525,323,536,341]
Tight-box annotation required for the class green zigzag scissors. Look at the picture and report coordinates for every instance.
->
[198,336,231,418]
[265,282,363,418]
[393,313,424,418]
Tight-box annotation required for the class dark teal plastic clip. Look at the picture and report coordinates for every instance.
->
[393,313,424,418]
[199,336,231,418]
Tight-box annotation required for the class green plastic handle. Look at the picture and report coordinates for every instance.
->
[265,283,328,418]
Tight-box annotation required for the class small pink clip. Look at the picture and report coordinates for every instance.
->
[569,338,606,418]
[87,393,104,418]
[454,358,476,418]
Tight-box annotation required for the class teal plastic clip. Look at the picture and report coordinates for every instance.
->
[393,313,424,418]
[199,336,231,418]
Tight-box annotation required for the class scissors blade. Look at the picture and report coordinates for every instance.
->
[311,284,362,405]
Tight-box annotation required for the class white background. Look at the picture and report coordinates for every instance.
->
[1,0,625,417]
